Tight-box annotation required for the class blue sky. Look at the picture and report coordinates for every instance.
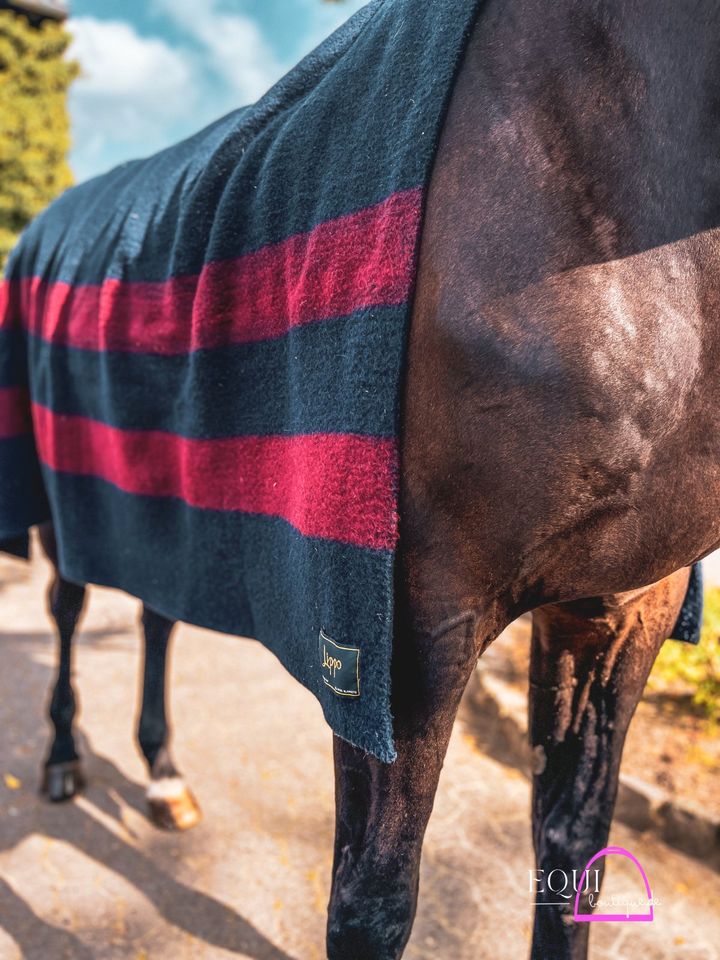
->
[67,0,367,182]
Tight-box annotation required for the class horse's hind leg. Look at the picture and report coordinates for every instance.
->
[327,611,486,960]
[38,523,87,802]
[138,606,201,830]
[528,569,691,960]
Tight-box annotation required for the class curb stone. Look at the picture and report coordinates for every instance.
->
[464,667,720,871]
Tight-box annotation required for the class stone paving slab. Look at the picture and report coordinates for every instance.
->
[0,551,719,959]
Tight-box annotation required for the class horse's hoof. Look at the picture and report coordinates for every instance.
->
[147,777,202,831]
[41,760,85,802]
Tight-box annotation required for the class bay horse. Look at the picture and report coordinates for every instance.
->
[10,0,720,958]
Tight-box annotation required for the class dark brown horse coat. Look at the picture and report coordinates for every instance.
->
[329,2,719,958]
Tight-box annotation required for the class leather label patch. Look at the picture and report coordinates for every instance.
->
[320,629,360,698]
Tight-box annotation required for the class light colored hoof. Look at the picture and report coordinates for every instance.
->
[147,777,202,831]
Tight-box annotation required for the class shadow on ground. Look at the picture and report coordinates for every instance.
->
[0,630,297,960]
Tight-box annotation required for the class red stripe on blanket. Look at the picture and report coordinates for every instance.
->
[0,387,32,439]
[12,189,422,355]
[0,280,9,324]
[32,404,398,550]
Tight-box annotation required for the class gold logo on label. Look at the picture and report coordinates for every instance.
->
[322,645,342,677]
[319,628,360,698]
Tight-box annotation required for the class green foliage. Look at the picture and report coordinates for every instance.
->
[0,10,78,268]
[650,586,720,722]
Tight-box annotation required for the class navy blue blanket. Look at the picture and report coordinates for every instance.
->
[0,0,701,763]
[0,0,489,762]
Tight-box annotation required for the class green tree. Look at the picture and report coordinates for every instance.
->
[0,10,78,267]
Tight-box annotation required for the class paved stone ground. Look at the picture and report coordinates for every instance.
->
[1,550,719,960]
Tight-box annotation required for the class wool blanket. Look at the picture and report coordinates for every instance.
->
[0,0,701,763]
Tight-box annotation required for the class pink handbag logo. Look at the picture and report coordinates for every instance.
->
[573,846,654,923]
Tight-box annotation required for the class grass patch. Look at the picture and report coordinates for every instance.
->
[649,586,720,723]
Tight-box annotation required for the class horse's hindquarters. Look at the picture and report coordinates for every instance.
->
[401,0,720,624]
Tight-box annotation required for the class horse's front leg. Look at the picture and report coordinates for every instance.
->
[39,523,87,801]
[41,573,87,800]
[138,606,201,830]
[327,610,487,960]
[528,569,690,960]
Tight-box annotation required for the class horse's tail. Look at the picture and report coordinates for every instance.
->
[0,269,50,559]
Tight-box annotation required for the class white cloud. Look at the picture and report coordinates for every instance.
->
[68,17,198,180]
[153,0,282,103]
[70,17,192,98]
[66,4,365,183]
